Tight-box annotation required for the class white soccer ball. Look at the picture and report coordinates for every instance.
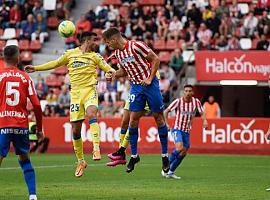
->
[58,20,76,38]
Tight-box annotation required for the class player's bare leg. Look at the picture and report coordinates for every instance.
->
[71,120,88,177]
[18,154,38,199]
[126,111,141,173]
[0,156,3,167]
[153,112,170,173]
[85,105,101,161]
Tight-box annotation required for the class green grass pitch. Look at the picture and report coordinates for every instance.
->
[0,154,269,200]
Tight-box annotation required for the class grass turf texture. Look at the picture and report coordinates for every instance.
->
[0,154,269,200]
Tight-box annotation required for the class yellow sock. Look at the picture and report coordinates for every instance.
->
[119,133,125,148]
[121,130,129,149]
[90,121,100,151]
[73,138,84,161]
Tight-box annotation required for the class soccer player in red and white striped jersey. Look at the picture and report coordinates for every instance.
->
[103,28,170,174]
[163,85,208,179]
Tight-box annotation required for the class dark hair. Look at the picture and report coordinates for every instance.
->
[102,27,121,40]
[184,84,193,89]
[79,31,97,43]
[4,45,19,64]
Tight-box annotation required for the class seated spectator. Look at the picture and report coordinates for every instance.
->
[228,35,241,50]
[124,18,133,39]
[100,100,118,117]
[157,16,168,40]
[187,3,202,27]
[46,89,58,106]
[21,14,36,40]
[257,11,270,36]
[132,17,146,40]
[108,5,119,23]
[256,34,269,50]
[76,14,92,33]
[197,22,212,50]
[104,80,117,103]
[0,3,10,28]
[209,0,219,10]
[35,77,48,99]
[203,95,221,119]
[202,6,213,21]
[9,3,21,28]
[169,48,184,74]
[87,5,96,26]
[229,0,241,15]
[216,0,229,20]
[63,0,73,19]
[167,15,183,42]
[216,35,229,51]
[21,2,32,21]
[97,78,107,102]
[58,85,70,109]
[219,13,232,37]
[230,10,240,36]
[206,11,221,38]
[182,21,198,50]
[159,72,170,104]
[240,12,258,37]
[31,13,48,43]
[32,1,47,20]
[129,1,144,23]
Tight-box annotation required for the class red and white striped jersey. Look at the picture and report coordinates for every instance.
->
[167,97,204,132]
[114,40,151,84]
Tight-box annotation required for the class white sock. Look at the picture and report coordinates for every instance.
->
[93,144,100,151]
[29,194,37,200]
[167,170,174,175]
[131,154,138,158]
[161,153,168,157]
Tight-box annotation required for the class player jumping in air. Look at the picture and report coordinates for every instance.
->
[25,32,116,178]
[103,27,170,173]
[0,45,44,200]
[163,85,208,179]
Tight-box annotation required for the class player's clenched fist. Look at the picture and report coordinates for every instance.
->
[24,65,36,73]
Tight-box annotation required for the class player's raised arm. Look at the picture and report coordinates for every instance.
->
[27,77,44,141]
[25,52,69,73]
[196,98,208,129]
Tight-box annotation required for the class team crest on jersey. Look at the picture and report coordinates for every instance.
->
[121,55,136,65]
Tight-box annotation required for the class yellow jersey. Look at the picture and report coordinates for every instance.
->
[34,47,113,90]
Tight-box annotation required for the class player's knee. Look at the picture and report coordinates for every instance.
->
[129,119,138,128]
[175,146,184,153]
[153,113,165,127]
[18,154,29,162]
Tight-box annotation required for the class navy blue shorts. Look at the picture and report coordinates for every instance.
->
[0,128,30,157]
[129,77,164,112]
[171,129,190,149]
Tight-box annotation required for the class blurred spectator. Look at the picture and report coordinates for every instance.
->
[21,14,36,40]
[46,89,58,106]
[159,72,170,104]
[229,0,240,15]
[130,1,144,23]
[32,1,47,19]
[203,95,221,118]
[100,100,118,117]
[0,3,10,28]
[256,34,269,50]
[21,2,32,21]
[132,17,146,40]
[202,6,213,21]
[35,77,48,99]
[63,0,73,19]
[97,78,107,102]
[9,3,21,28]
[108,5,119,22]
[187,3,202,27]
[182,21,198,50]
[216,35,229,51]
[31,13,48,43]
[197,22,212,50]
[168,15,183,41]
[157,16,168,39]
[206,11,221,37]
[216,0,229,19]
[43,105,52,117]
[58,85,70,109]
[240,12,258,37]
[209,0,219,9]
[219,13,232,37]
[65,35,77,50]
[87,5,96,25]
[169,48,184,74]
[257,11,270,36]
[228,35,241,50]
[124,18,133,38]
[104,80,117,103]
[76,14,92,33]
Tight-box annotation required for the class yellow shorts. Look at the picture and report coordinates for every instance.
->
[70,86,98,122]
[124,99,150,112]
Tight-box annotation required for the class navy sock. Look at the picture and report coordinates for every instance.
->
[73,133,81,140]
[169,153,185,172]
[128,127,138,156]
[120,129,127,135]
[19,159,36,195]
[158,125,168,154]
[169,149,179,163]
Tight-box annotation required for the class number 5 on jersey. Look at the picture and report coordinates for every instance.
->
[6,82,20,106]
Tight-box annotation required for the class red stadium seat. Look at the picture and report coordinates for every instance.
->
[57,75,65,84]
[158,51,171,63]
[154,39,166,50]
[20,51,33,64]
[16,29,21,38]
[53,66,68,75]
[138,0,164,5]
[47,16,60,29]
[19,40,30,51]
[166,39,179,50]
[102,0,121,5]
[0,29,3,37]
[0,40,6,51]
[29,40,42,52]
[46,74,58,87]
[252,39,259,49]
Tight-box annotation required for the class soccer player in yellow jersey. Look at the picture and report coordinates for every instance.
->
[25,32,116,177]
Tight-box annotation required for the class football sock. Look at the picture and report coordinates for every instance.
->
[72,133,84,161]
[129,127,139,156]
[169,149,179,163]
[158,125,168,154]
[89,119,100,151]
[121,130,129,149]
[169,153,185,172]
[18,159,36,195]
[119,129,127,147]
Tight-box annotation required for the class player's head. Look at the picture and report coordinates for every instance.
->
[79,31,99,52]
[3,45,20,66]
[183,85,193,99]
[102,27,123,50]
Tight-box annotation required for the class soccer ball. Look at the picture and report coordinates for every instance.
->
[58,20,76,38]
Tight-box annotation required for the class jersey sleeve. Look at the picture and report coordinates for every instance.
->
[95,53,113,72]
[35,51,69,71]
[133,41,151,58]
[196,98,204,114]
[27,76,43,132]
[167,98,180,111]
